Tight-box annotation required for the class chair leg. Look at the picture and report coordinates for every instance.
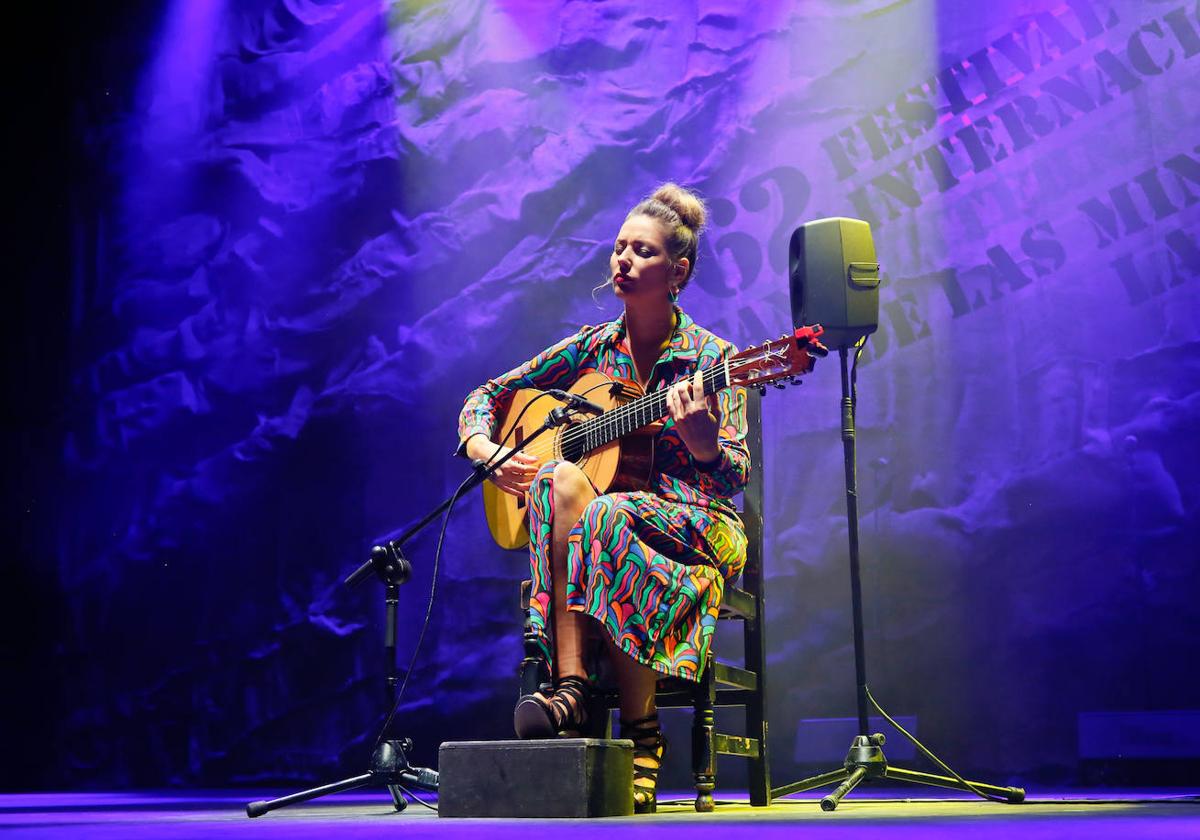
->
[748,718,770,806]
[746,633,770,806]
[691,656,716,812]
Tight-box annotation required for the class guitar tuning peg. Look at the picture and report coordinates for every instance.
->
[774,383,787,390]
[791,378,803,385]
[757,387,767,396]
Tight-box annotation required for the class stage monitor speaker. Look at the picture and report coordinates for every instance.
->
[789,217,880,350]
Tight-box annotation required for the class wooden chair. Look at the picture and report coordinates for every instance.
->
[518,389,770,811]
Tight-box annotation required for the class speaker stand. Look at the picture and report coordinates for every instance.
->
[771,347,1025,811]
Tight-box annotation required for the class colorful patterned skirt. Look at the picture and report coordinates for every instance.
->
[527,460,748,682]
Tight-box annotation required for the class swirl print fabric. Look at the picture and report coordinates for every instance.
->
[459,307,749,682]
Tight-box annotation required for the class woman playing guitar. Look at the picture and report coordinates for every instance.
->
[457,184,750,813]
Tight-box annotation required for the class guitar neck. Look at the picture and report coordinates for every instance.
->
[573,361,731,451]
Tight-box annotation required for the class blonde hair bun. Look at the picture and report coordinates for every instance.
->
[650,182,707,234]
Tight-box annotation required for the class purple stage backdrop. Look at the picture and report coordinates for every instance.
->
[40,0,1200,788]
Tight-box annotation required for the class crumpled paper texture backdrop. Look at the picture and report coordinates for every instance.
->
[55,0,1199,786]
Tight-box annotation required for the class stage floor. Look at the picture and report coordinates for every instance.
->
[2,789,1197,838]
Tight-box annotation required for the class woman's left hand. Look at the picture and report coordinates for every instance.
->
[666,369,721,465]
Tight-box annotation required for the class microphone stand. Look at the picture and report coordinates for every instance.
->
[246,402,584,818]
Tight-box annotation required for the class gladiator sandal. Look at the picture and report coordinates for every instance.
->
[513,675,594,739]
[620,712,667,814]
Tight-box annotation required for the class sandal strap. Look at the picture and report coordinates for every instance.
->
[632,759,662,782]
[548,675,591,730]
[620,712,664,779]
[619,712,660,736]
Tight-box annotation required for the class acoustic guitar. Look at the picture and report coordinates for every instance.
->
[481,325,827,549]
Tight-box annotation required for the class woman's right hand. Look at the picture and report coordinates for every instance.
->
[465,435,540,497]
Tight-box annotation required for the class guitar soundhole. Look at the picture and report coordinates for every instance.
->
[560,431,587,465]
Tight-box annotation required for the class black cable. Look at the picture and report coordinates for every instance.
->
[392,784,439,812]
[865,685,1012,804]
[850,335,866,415]
[370,469,474,752]
[367,383,612,772]
[368,385,603,751]
[368,390,558,750]
[845,334,1005,804]
[848,338,1010,806]
[480,381,612,468]
[481,389,557,465]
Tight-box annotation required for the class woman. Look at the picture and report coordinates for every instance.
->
[457,183,749,813]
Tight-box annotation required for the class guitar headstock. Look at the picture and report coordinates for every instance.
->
[728,325,828,392]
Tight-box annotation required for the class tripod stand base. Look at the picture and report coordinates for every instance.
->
[772,735,1025,811]
[245,740,435,818]
[246,773,404,818]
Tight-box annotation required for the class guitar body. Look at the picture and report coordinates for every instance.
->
[482,372,655,550]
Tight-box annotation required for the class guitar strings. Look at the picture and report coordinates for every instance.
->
[564,364,727,449]
[499,379,694,464]
[512,365,730,463]
[574,364,726,449]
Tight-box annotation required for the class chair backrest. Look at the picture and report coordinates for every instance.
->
[740,387,764,598]
[718,387,763,618]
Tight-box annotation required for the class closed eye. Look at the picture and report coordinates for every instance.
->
[614,240,655,257]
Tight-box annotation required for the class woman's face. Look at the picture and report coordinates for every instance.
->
[609,214,687,303]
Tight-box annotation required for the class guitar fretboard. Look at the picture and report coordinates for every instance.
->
[560,362,731,455]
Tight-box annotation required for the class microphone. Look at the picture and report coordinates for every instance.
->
[545,389,604,415]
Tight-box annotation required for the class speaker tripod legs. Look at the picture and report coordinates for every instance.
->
[882,766,1025,802]
[772,733,1025,811]
[774,733,886,810]
[820,764,869,811]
